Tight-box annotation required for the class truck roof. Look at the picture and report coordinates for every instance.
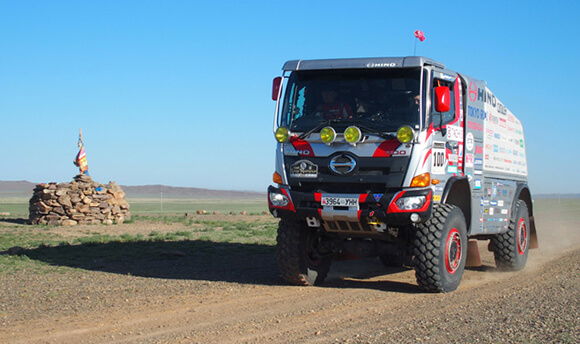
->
[282,56,445,71]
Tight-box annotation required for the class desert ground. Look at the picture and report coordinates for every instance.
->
[0,199,578,344]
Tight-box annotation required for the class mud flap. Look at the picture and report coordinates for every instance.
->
[529,215,539,249]
[465,240,482,268]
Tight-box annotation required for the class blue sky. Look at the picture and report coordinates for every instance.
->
[1,0,578,194]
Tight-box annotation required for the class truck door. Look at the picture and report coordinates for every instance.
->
[429,72,464,182]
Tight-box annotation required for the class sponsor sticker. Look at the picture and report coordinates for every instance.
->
[465,153,474,168]
[467,121,483,131]
[466,132,474,151]
[447,125,463,142]
[290,160,318,178]
[469,82,478,102]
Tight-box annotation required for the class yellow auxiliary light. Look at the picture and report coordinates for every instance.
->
[320,126,336,144]
[344,126,362,144]
[397,125,414,143]
[275,127,290,143]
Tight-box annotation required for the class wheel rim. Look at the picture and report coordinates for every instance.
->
[445,228,462,274]
[517,218,528,255]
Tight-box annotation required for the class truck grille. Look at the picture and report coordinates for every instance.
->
[296,183,387,194]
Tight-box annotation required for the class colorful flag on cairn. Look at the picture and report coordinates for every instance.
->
[74,129,89,175]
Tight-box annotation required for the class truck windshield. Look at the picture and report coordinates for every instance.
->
[280,68,421,133]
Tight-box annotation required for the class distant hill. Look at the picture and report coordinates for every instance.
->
[533,193,580,199]
[0,181,37,198]
[0,180,263,199]
[2,180,577,200]
[121,185,263,199]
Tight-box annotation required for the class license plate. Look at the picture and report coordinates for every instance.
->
[321,197,359,207]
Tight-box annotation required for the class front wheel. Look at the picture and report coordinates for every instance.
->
[413,204,468,293]
[276,218,332,286]
[491,200,530,271]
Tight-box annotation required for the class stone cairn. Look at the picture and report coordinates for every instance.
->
[28,174,131,226]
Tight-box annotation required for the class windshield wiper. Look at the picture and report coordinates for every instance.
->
[356,124,397,140]
[333,119,398,140]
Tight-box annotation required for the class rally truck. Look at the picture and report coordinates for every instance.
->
[267,56,538,292]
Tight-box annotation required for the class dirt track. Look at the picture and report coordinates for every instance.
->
[1,205,579,343]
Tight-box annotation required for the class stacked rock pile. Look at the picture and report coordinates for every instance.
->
[28,174,131,226]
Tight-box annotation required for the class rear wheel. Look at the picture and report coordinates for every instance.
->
[276,218,332,286]
[413,204,467,293]
[491,200,530,271]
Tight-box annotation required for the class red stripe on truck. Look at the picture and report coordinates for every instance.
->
[373,139,401,157]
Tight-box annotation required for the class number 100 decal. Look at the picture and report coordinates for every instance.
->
[432,141,447,175]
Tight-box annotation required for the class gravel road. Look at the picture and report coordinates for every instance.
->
[0,204,578,344]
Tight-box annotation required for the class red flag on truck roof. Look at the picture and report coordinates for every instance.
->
[414,30,426,42]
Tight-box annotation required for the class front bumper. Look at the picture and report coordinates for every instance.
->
[267,185,432,227]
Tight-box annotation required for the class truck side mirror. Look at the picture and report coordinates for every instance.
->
[272,77,282,101]
[434,86,450,113]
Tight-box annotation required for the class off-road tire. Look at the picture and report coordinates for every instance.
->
[413,204,467,293]
[491,200,530,271]
[276,218,332,286]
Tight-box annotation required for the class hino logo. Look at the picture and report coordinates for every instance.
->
[366,62,396,68]
[285,147,311,156]
[329,154,357,175]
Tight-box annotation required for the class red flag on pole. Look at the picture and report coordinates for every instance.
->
[414,30,426,42]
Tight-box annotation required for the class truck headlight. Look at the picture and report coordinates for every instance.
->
[269,192,289,207]
[395,196,427,210]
